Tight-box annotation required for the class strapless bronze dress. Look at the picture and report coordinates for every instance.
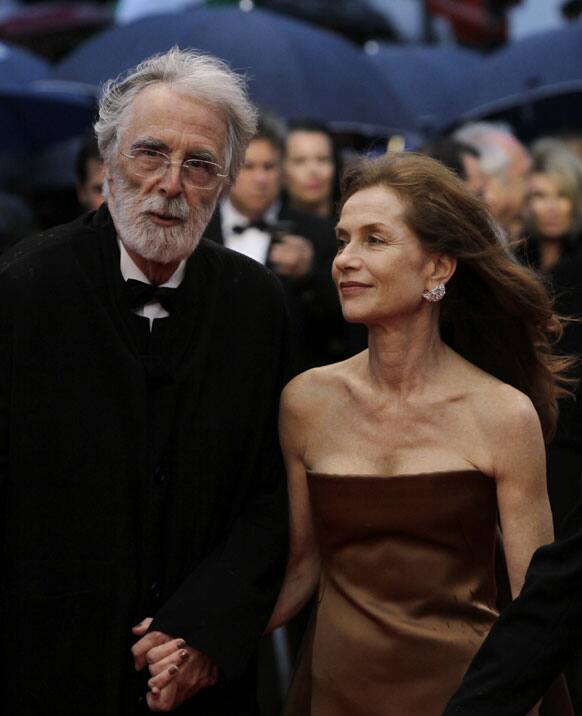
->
[285,470,500,716]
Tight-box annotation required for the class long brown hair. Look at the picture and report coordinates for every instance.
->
[340,151,573,441]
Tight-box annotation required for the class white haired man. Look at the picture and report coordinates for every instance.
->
[454,122,532,242]
[0,49,288,715]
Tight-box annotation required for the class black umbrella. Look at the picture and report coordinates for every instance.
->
[56,6,418,138]
[449,22,582,140]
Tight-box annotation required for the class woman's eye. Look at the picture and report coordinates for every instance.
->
[367,235,384,244]
[336,239,347,252]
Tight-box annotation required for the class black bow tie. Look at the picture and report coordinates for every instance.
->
[232,218,270,234]
[124,278,179,313]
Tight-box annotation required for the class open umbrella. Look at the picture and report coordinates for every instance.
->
[366,44,482,134]
[449,22,582,140]
[0,42,96,153]
[55,6,418,137]
[0,82,96,152]
[0,41,51,83]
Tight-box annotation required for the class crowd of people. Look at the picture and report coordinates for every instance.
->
[2,44,582,716]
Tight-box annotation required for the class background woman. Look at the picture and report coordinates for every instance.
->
[521,140,582,712]
[524,141,582,273]
[268,152,570,715]
[520,142,582,530]
[283,120,340,220]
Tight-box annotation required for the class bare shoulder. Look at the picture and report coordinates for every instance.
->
[282,354,363,417]
[460,365,543,455]
[481,380,540,434]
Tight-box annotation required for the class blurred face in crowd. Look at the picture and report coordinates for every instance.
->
[481,135,531,236]
[284,130,335,210]
[333,185,438,326]
[77,158,105,212]
[528,172,574,239]
[461,153,486,198]
[107,83,227,264]
[228,138,283,220]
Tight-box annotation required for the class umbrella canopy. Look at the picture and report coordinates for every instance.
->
[257,0,399,44]
[366,44,482,134]
[55,6,418,137]
[450,22,582,139]
[0,41,51,83]
[0,82,96,152]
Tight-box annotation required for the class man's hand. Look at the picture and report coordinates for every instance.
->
[268,235,314,279]
[132,618,219,712]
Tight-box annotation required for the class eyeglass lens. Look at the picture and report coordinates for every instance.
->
[128,150,221,188]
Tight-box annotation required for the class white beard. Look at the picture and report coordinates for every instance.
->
[108,169,215,264]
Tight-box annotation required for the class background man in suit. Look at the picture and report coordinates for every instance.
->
[0,48,289,715]
[204,113,346,369]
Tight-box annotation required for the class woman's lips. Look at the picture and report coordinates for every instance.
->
[339,281,372,294]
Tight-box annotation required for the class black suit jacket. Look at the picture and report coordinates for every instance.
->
[443,502,582,715]
[205,203,347,369]
[0,205,289,715]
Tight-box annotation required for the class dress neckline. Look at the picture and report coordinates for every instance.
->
[306,468,491,481]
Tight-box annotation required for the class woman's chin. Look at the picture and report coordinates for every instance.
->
[341,308,370,325]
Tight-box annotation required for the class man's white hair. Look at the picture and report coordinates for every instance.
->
[453,121,531,178]
[94,47,258,182]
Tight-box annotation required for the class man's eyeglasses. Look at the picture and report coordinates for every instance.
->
[121,149,227,190]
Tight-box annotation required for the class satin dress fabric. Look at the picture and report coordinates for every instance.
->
[285,469,499,716]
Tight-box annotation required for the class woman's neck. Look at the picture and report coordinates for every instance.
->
[366,314,448,398]
[291,197,331,219]
[537,237,563,272]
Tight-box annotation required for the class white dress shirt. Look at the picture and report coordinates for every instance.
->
[220,197,280,266]
[118,239,186,327]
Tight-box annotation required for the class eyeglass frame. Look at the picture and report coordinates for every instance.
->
[120,148,228,190]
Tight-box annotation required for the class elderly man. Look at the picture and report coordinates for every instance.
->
[0,49,288,715]
[454,122,532,242]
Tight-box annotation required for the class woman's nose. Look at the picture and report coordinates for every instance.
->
[334,243,360,269]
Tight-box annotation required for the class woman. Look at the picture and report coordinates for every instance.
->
[283,120,340,220]
[521,144,582,532]
[268,152,570,715]
[524,142,582,272]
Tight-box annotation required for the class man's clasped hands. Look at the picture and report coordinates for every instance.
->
[132,618,219,712]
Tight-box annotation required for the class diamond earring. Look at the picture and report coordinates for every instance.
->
[422,282,446,303]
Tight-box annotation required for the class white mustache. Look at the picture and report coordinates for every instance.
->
[140,195,190,220]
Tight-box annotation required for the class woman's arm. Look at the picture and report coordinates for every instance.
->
[493,391,554,598]
[265,379,321,633]
[492,391,554,716]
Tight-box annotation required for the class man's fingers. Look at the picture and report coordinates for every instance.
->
[269,236,313,278]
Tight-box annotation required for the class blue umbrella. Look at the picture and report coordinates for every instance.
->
[0,82,97,152]
[450,22,582,139]
[365,44,482,134]
[55,6,418,137]
[0,41,51,84]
